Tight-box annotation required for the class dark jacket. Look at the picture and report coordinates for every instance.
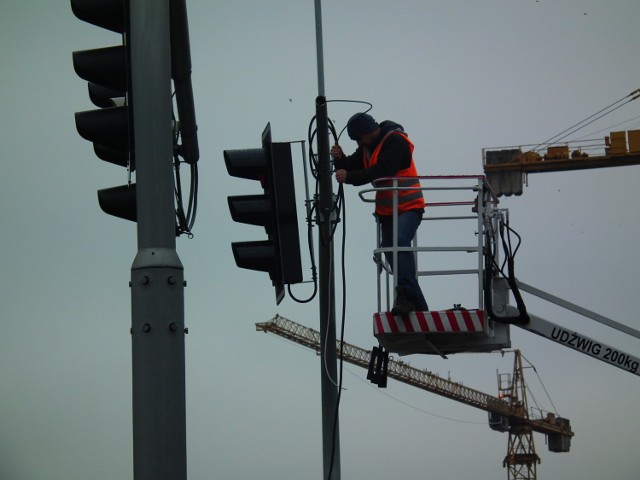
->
[334,120,412,186]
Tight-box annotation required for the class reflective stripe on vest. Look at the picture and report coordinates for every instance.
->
[364,130,425,216]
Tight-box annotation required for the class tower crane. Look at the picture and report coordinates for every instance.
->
[256,315,573,480]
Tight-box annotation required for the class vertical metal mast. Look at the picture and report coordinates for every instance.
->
[501,351,540,480]
[314,0,325,97]
[314,1,341,478]
[129,1,187,479]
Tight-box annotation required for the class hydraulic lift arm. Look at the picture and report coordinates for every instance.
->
[495,279,640,377]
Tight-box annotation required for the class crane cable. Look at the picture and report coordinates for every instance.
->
[531,88,640,153]
[520,352,560,416]
[571,112,640,142]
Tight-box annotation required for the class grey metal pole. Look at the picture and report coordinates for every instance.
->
[314,0,326,97]
[129,1,187,479]
[315,2,340,478]
[316,95,341,480]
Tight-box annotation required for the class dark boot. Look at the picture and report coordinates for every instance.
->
[392,287,416,315]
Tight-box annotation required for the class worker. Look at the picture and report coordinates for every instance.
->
[331,112,429,314]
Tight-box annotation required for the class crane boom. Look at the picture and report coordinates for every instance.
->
[482,128,640,196]
[256,315,573,441]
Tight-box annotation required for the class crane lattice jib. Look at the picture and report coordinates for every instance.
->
[256,315,573,438]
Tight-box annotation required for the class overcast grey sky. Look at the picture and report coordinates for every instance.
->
[2,1,640,479]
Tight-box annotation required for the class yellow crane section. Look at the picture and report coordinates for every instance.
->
[256,315,573,443]
[483,130,640,196]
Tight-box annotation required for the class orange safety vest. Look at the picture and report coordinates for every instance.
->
[364,130,425,216]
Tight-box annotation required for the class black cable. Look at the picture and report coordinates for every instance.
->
[287,115,333,304]
[320,185,344,247]
[323,98,376,477]
[174,152,194,237]
[171,104,198,238]
[500,219,528,323]
[486,213,521,280]
[173,129,188,235]
[188,163,198,232]
[290,111,342,303]
[287,200,319,303]
[325,99,373,142]
[327,182,347,480]
[323,100,382,478]
[297,108,375,480]
[483,213,528,325]
[308,115,339,172]
[307,118,320,179]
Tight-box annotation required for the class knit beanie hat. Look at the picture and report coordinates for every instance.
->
[347,113,379,140]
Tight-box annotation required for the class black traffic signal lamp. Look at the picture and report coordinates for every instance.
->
[72,0,137,222]
[224,123,303,304]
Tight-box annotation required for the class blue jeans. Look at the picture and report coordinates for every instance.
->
[379,209,429,310]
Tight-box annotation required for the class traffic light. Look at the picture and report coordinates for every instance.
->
[72,0,137,221]
[224,123,303,304]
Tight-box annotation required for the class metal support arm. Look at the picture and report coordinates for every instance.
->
[504,282,640,377]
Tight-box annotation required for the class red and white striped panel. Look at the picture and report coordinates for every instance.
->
[374,310,485,335]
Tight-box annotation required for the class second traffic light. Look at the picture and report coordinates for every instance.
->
[224,123,303,304]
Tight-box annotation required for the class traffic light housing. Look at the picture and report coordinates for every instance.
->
[224,124,303,304]
[72,0,137,221]
[72,0,199,228]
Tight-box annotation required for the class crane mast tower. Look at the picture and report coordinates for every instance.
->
[498,351,540,480]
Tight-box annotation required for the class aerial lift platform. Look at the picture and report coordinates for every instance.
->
[259,173,639,480]
[360,175,640,378]
[360,175,513,357]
